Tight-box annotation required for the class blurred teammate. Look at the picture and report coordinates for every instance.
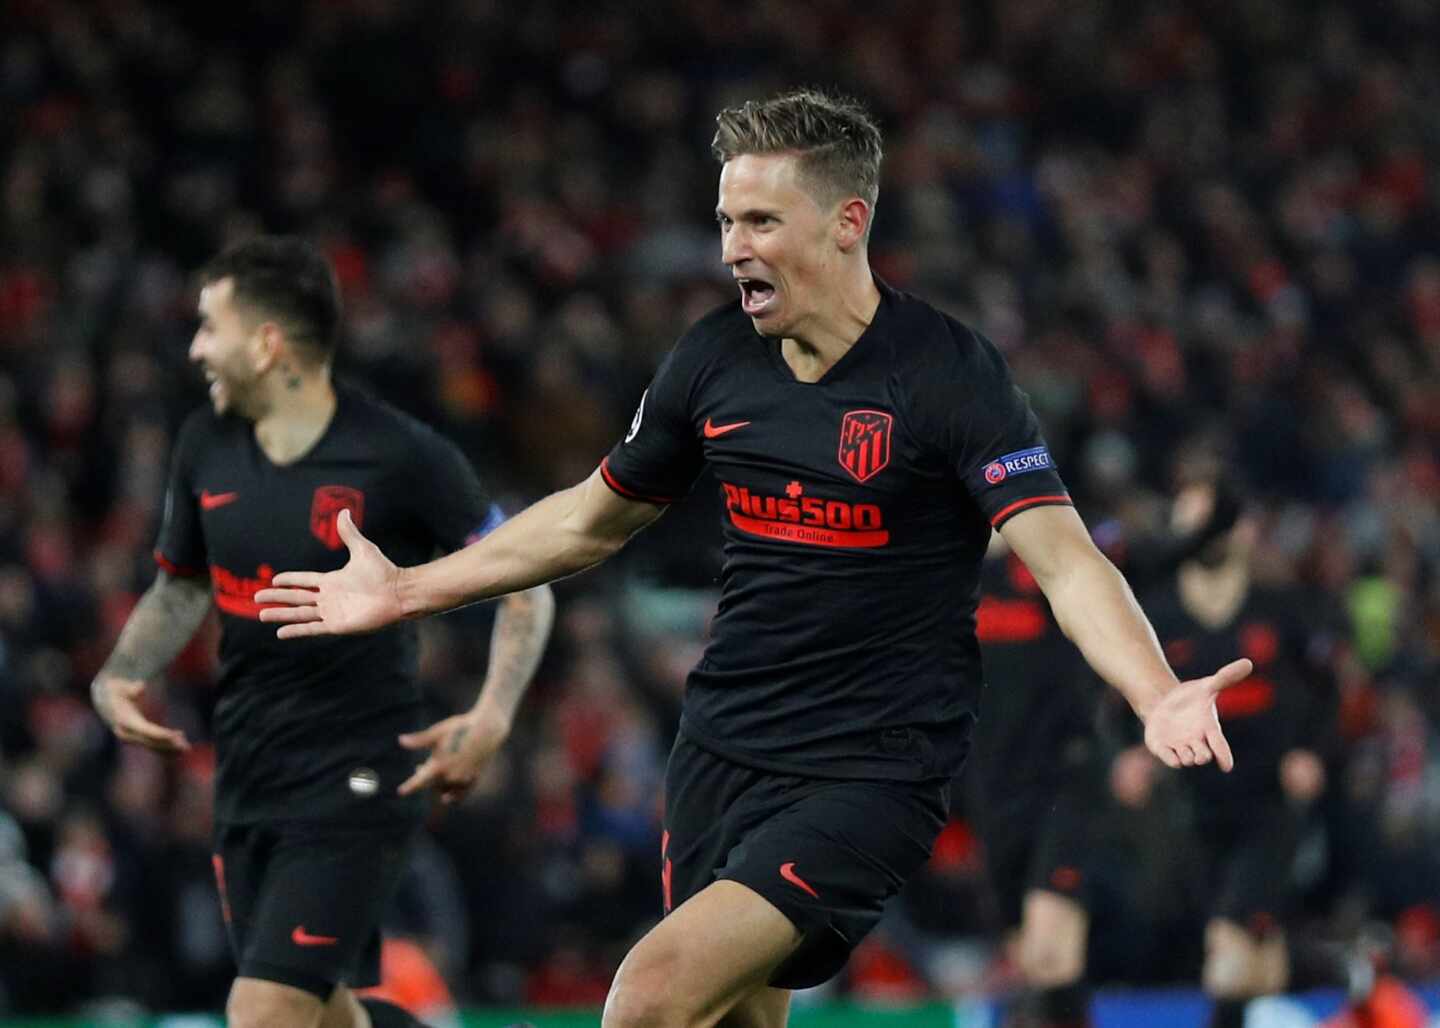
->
[1144,493,1339,1028]
[256,91,1249,1028]
[90,237,555,1028]
[970,539,1099,1028]
[972,483,1240,1028]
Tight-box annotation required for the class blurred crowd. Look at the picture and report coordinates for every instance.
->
[1,0,1438,1016]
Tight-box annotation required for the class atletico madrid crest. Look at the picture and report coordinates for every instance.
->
[838,409,893,483]
[310,485,365,550]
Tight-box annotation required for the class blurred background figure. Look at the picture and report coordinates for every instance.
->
[1144,477,1346,1028]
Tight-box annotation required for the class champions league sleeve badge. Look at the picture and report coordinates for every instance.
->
[980,445,1054,486]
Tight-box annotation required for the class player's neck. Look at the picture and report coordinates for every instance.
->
[780,268,880,382]
[1177,560,1250,629]
[252,372,337,466]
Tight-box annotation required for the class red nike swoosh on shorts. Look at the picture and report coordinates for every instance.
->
[200,490,239,510]
[779,862,819,899]
[291,925,339,947]
[703,418,751,438]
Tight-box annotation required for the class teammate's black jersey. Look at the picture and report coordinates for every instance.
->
[1143,580,1328,804]
[602,281,1072,781]
[971,552,1094,797]
[156,382,500,824]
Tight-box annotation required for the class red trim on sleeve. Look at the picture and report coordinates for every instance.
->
[989,495,1073,528]
[153,549,205,577]
[599,458,677,506]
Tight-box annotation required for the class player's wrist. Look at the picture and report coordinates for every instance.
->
[468,696,515,736]
[393,565,426,621]
[1131,679,1177,723]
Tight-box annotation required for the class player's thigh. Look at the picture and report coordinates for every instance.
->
[319,986,369,1028]
[604,879,801,1028]
[662,737,947,992]
[1212,810,1300,938]
[717,778,948,990]
[239,819,420,998]
[214,821,273,965]
[1203,917,1288,997]
[227,975,326,1028]
[1014,792,1094,984]
[1021,774,1097,912]
[662,734,759,917]
[1017,888,1090,986]
[720,986,792,1028]
[973,804,1036,932]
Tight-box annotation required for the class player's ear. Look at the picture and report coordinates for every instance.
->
[835,197,870,252]
[250,322,284,372]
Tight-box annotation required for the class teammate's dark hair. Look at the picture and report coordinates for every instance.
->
[200,236,340,361]
[712,89,883,217]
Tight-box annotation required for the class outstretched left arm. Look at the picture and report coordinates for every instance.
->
[998,505,1250,771]
[398,583,557,802]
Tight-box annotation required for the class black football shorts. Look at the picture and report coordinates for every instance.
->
[1198,801,1304,934]
[662,732,949,990]
[977,774,1100,928]
[212,816,422,997]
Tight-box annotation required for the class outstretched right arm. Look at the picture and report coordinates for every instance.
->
[91,570,211,752]
[400,467,663,615]
[257,467,664,637]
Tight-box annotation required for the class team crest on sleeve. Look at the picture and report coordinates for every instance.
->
[310,485,365,549]
[838,410,893,483]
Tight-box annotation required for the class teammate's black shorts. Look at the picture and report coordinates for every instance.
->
[212,816,422,997]
[1196,801,1303,935]
[977,775,1099,928]
[662,732,949,990]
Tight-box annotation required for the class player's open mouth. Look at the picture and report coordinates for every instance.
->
[738,278,777,317]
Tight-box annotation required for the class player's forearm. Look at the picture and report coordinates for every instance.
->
[396,483,627,617]
[1043,551,1178,721]
[470,584,556,727]
[93,573,211,707]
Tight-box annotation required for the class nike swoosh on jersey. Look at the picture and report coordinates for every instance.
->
[779,862,819,899]
[291,925,339,947]
[200,490,239,510]
[703,418,751,438]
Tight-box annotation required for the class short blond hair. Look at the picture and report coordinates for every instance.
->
[712,89,883,211]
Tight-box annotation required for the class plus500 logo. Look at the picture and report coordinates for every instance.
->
[720,481,888,549]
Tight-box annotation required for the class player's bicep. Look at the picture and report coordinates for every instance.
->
[998,504,1105,596]
[573,466,667,543]
[153,568,215,635]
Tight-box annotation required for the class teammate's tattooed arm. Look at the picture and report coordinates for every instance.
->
[397,583,556,803]
[91,570,212,752]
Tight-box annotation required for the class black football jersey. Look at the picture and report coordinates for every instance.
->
[1143,580,1327,805]
[602,281,1072,781]
[155,382,502,824]
[970,552,1094,797]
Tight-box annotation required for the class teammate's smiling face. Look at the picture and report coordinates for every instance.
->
[190,277,267,417]
[717,153,847,339]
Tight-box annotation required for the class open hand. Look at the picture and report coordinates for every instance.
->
[91,675,190,753]
[1142,657,1252,771]
[256,509,402,638]
[396,708,511,804]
